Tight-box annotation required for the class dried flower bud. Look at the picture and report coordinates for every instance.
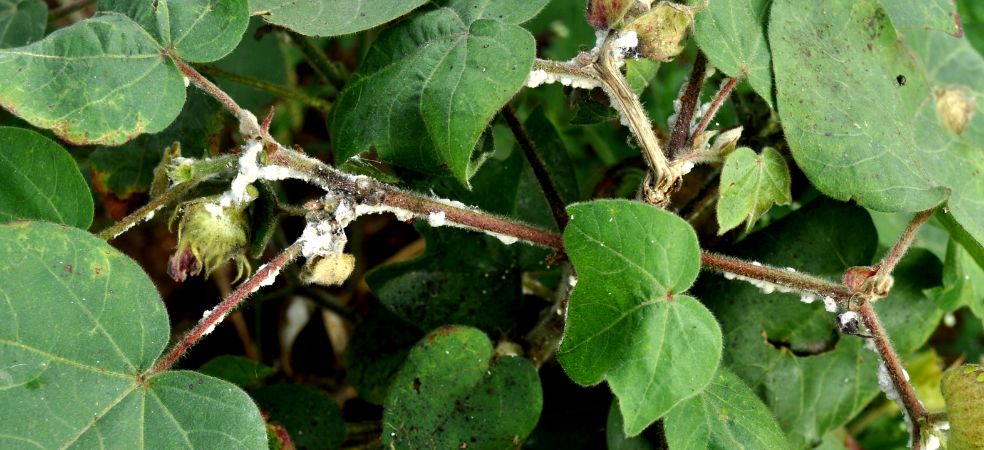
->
[842,265,878,293]
[941,364,984,448]
[623,2,695,62]
[586,0,634,29]
[934,86,976,135]
[301,253,356,287]
[168,193,254,282]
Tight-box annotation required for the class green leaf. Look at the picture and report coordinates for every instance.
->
[213,17,289,111]
[250,0,428,36]
[770,0,984,250]
[99,0,250,62]
[89,89,223,198]
[0,127,93,228]
[366,223,523,334]
[935,239,984,318]
[0,14,186,145]
[717,147,792,234]
[0,222,266,448]
[344,306,423,404]
[692,0,773,106]
[197,355,276,388]
[605,401,654,450]
[330,0,544,183]
[383,326,542,449]
[664,368,789,450]
[693,198,944,448]
[252,384,346,450]
[878,0,962,35]
[557,199,722,436]
[0,0,46,48]
[941,364,984,448]
[957,0,984,54]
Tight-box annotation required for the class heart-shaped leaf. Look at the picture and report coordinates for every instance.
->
[0,222,267,448]
[99,0,249,63]
[329,0,548,183]
[664,368,789,449]
[383,326,542,448]
[717,146,791,234]
[692,0,773,106]
[0,127,93,228]
[557,199,722,436]
[0,14,186,145]
[770,0,984,250]
[249,0,428,36]
[0,0,46,48]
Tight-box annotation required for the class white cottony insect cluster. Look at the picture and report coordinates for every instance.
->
[525,30,638,90]
[722,264,838,312]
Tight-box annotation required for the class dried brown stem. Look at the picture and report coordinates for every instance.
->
[149,243,302,375]
[501,105,569,230]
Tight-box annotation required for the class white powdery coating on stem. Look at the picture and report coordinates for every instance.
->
[613,31,638,53]
[489,232,518,245]
[722,268,836,311]
[822,296,838,312]
[110,204,164,239]
[427,211,446,227]
[220,140,264,207]
[250,262,283,293]
[525,69,600,90]
[838,311,860,328]
[201,307,229,336]
[353,203,414,222]
[877,361,920,445]
[299,220,344,259]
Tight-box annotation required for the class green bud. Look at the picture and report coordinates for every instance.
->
[168,193,255,282]
[623,2,696,62]
[941,364,984,448]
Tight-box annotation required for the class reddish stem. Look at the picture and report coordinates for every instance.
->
[688,76,740,148]
[876,209,934,279]
[501,105,569,230]
[148,243,302,375]
[701,251,853,300]
[666,52,707,158]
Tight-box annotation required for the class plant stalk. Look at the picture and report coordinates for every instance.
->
[97,181,197,240]
[193,64,333,113]
[688,76,740,150]
[149,243,302,375]
[501,105,569,230]
[666,52,707,158]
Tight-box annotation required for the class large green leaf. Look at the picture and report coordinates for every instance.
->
[693,199,944,449]
[770,0,984,250]
[0,222,266,448]
[383,326,542,449]
[0,127,93,228]
[344,306,423,404]
[330,0,547,183]
[557,199,722,436]
[99,0,249,62]
[664,368,789,449]
[250,0,428,36]
[879,0,962,35]
[692,0,773,106]
[717,146,791,234]
[89,89,223,198]
[0,0,46,48]
[0,14,186,145]
[366,223,522,334]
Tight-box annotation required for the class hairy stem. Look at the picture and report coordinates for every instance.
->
[701,251,853,300]
[858,300,926,449]
[172,57,263,137]
[193,64,333,113]
[688,76,740,149]
[666,52,707,158]
[501,105,569,230]
[97,181,197,240]
[875,209,935,280]
[149,243,302,375]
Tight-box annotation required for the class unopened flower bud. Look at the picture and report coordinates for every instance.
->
[586,0,634,29]
[168,193,254,282]
[623,2,695,62]
[301,253,356,287]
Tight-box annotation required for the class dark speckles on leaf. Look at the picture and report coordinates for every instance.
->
[65,264,72,273]
[412,377,421,393]
[896,74,906,86]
